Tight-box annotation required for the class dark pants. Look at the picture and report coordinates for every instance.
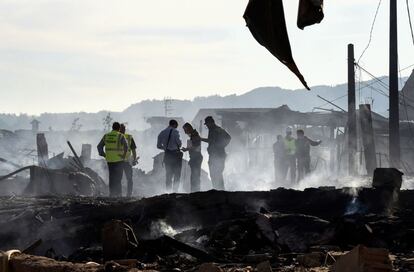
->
[274,157,284,183]
[281,155,296,184]
[107,162,124,197]
[208,154,226,190]
[297,156,311,181]
[164,152,182,192]
[189,154,203,193]
[122,162,133,197]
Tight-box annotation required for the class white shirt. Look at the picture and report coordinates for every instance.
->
[157,127,182,151]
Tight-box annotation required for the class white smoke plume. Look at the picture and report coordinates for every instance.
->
[150,220,178,238]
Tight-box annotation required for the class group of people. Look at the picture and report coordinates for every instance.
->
[273,127,322,184]
[97,119,320,197]
[156,116,231,193]
[97,116,231,197]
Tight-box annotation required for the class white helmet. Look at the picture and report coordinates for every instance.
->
[286,126,293,133]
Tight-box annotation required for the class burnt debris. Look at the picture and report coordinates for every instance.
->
[0,188,414,270]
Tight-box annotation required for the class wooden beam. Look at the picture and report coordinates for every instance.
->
[36,133,48,167]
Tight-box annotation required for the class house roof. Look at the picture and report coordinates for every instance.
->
[400,70,414,121]
[192,105,388,129]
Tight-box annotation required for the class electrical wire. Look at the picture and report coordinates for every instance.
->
[359,75,387,92]
[355,63,389,89]
[355,65,414,112]
[354,0,414,148]
[359,82,388,98]
[400,63,414,72]
[356,63,362,104]
[315,94,348,109]
[406,0,414,46]
[357,0,383,64]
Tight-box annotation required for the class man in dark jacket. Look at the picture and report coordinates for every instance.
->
[120,124,138,197]
[201,116,231,190]
[295,129,321,181]
[182,123,203,193]
[283,127,297,184]
[273,134,286,183]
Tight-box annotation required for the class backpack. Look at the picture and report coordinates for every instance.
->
[220,127,231,148]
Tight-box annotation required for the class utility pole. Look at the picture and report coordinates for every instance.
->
[348,44,357,175]
[389,0,400,168]
[164,97,173,117]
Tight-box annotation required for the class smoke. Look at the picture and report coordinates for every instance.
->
[219,149,374,192]
[402,176,414,189]
[150,220,178,238]
[341,186,366,215]
[296,172,372,191]
[343,196,366,215]
[3,115,414,199]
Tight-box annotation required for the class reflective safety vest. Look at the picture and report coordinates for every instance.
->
[284,138,296,156]
[104,130,125,163]
[124,133,133,161]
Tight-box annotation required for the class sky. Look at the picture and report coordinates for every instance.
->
[0,0,413,114]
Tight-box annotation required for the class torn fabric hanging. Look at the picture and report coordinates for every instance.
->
[297,0,324,30]
[243,0,310,90]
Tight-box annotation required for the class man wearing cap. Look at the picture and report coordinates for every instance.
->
[283,127,297,184]
[201,116,231,190]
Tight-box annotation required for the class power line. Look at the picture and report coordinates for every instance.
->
[315,94,348,109]
[356,64,414,112]
[355,63,389,90]
[357,62,363,104]
[406,0,414,46]
[316,95,347,112]
[355,64,388,107]
[359,81,388,98]
[360,82,388,98]
[400,63,414,72]
[359,74,387,91]
[357,0,382,64]
[358,77,414,110]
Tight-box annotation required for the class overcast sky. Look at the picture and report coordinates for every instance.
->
[0,0,413,114]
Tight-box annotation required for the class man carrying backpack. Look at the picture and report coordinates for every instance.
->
[201,116,231,190]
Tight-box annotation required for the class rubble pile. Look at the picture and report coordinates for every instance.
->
[1,188,414,271]
[0,165,107,197]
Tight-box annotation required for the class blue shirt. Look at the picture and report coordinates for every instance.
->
[157,127,182,151]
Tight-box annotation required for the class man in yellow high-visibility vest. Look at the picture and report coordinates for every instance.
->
[120,124,138,197]
[97,122,128,197]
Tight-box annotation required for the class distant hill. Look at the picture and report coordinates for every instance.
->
[0,76,408,131]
